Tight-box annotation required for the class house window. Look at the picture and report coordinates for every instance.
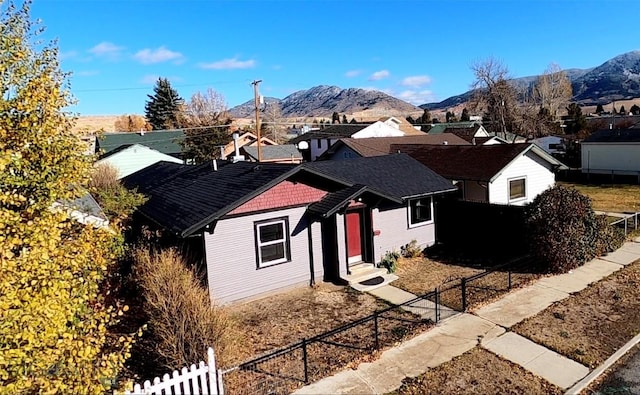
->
[254,218,291,268]
[408,196,433,227]
[509,178,526,201]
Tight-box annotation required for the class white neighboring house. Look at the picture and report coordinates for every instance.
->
[532,135,566,155]
[581,129,640,177]
[290,119,425,161]
[95,143,184,179]
[392,143,568,206]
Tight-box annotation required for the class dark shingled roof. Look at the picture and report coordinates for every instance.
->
[583,129,640,143]
[440,125,482,143]
[123,160,298,236]
[96,130,185,156]
[321,134,471,159]
[302,153,456,199]
[391,143,536,182]
[289,124,369,144]
[307,184,371,218]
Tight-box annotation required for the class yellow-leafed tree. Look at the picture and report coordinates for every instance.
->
[0,1,132,393]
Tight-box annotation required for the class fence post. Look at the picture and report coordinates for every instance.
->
[373,311,379,350]
[461,278,467,312]
[625,217,628,235]
[207,347,218,395]
[434,287,440,322]
[508,271,512,290]
[302,338,309,384]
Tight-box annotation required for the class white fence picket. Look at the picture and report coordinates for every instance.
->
[121,347,221,395]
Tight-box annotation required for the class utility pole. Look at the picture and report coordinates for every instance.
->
[252,79,263,162]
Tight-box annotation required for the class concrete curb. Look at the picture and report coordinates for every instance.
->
[564,332,640,395]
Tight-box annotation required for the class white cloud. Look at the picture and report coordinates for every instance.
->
[88,42,124,59]
[345,70,361,78]
[133,46,184,64]
[397,89,436,105]
[198,57,256,70]
[369,70,390,81]
[400,75,432,87]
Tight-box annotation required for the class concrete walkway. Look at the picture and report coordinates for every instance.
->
[294,240,640,394]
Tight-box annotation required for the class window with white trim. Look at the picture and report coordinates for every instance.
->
[254,218,291,268]
[509,178,526,200]
[408,196,433,227]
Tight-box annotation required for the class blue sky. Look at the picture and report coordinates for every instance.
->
[29,0,640,115]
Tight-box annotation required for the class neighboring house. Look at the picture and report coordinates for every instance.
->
[123,154,456,304]
[531,135,567,156]
[290,120,426,161]
[96,130,185,159]
[318,133,471,161]
[52,191,110,229]
[428,123,491,144]
[581,129,640,178]
[95,144,184,179]
[391,143,567,206]
[220,132,277,159]
[242,144,303,164]
[474,135,509,145]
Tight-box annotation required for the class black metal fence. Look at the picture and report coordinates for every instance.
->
[221,256,534,394]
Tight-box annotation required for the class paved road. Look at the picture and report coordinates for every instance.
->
[593,343,640,394]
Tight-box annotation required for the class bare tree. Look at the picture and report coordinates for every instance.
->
[178,88,232,163]
[262,101,287,143]
[534,63,573,120]
[469,57,520,139]
[114,114,151,132]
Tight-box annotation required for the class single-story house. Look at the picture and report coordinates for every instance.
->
[290,117,426,161]
[95,143,183,179]
[242,144,303,164]
[317,133,471,161]
[391,143,568,206]
[96,130,185,159]
[123,154,456,304]
[581,129,640,179]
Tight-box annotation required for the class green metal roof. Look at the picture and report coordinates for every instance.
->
[96,130,185,156]
[427,121,479,135]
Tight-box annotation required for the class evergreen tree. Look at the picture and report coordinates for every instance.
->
[419,109,432,132]
[145,77,184,130]
[631,104,640,115]
[0,2,134,392]
[331,111,340,124]
[446,111,457,123]
[565,103,587,135]
[342,114,348,124]
[406,116,415,124]
[595,103,604,114]
[460,108,470,122]
[620,105,626,115]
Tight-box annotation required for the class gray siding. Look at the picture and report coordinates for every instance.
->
[204,206,321,304]
[327,145,361,161]
[372,204,436,263]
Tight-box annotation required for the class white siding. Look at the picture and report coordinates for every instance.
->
[352,122,404,138]
[582,143,640,175]
[372,204,436,263]
[310,138,340,161]
[96,144,183,179]
[489,152,555,206]
[204,206,322,304]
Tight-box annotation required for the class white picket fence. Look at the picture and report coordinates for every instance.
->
[122,347,224,395]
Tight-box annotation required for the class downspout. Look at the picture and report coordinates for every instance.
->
[307,216,315,286]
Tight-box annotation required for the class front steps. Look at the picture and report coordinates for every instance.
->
[344,264,398,292]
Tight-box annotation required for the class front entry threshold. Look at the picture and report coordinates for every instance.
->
[343,264,397,292]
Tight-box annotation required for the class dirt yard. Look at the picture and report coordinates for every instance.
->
[392,257,483,296]
[391,347,562,395]
[513,259,640,368]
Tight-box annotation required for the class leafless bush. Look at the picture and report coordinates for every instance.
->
[89,162,119,191]
[134,248,241,369]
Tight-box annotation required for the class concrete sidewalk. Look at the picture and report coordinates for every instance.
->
[294,240,640,394]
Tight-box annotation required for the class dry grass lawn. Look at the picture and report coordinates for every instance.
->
[393,257,483,295]
[513,259,640,368]
[559,182,640,213]
[390,347,562,395]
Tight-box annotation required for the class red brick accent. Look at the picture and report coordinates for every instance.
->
[228,181,327,215]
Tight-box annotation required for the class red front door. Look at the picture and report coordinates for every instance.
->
[346,211,362,264]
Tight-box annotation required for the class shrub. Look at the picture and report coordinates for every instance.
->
[89,164,147,227]
[593,215,625,256]
[379,250,400,273]
[134,248,240,369]
[525,185,599,273]
[401,239,423,258]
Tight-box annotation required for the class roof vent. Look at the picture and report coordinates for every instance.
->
[443,141,448,145]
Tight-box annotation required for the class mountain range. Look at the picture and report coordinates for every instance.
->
[229,50,640,118]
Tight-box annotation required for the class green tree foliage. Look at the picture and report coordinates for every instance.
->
[525,185,624,274]
[565,103,587,135]
[445,111,457,123]
[0,2,133,392]
[419,109,432,132]
[595,103,604,114]
[178,88,232,164]
[619,105,626,115]
[331,111,340,124]
[631,104,640,115]
[144,77,184,130]
[460,108,470,122]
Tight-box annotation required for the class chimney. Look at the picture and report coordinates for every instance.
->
[219,145,226,160]
[140,129,145,136]
[231,131,245,163]
[212,159,218,171]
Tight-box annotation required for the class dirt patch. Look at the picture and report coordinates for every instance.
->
[391,347,562,395]
[513,259,640,368]
[393,257,482,295]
